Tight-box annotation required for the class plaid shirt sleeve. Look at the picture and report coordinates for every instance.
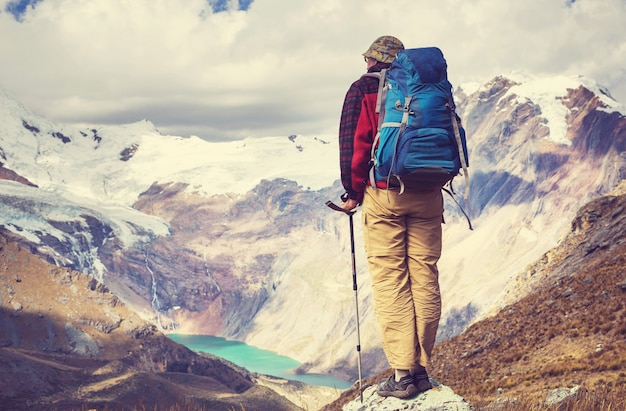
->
[339,69,385,202]
[338,80,365,201]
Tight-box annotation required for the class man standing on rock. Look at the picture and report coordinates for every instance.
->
[337,35,443,399]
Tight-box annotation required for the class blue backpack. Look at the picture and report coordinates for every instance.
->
[367,47,469,197]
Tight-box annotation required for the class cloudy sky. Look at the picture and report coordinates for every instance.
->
[1,0,625,141]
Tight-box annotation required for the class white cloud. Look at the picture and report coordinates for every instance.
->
[1,0,625,141]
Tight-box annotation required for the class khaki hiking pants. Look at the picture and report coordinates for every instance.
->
[362,185,443,371]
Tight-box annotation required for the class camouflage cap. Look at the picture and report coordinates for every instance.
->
[362,36,405,63]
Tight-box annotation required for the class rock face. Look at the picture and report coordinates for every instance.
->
[126,178,337,336]
[0,73,625,385]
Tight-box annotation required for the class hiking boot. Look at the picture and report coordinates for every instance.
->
[413,372,433,393]
[377,375,418,399]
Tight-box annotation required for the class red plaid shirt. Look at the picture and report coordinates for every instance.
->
[338,62,391,202]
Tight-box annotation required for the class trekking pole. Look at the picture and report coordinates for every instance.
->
[325,200,363,403]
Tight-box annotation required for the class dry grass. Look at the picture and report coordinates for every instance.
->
[430,229,626,410]
[475,385,626,411]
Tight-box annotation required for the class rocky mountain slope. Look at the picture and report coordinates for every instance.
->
[0,232,310,410]
[0,71,625,386]
[433,180,626,408]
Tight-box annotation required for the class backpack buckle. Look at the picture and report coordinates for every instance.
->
[395,99,414,114]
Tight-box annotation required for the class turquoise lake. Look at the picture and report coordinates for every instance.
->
[168,334,351,389]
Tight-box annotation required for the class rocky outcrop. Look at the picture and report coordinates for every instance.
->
[341,380,472,411]
[0,164,37,187]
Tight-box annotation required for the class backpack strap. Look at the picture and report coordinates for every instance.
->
[447,101,470,199]
[387,96,414,195]
[361,69,387,121]
[442,187,473,230]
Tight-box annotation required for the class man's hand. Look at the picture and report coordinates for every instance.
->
[341,198,359,211]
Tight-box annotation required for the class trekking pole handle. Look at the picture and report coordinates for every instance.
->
[325,200,355,216]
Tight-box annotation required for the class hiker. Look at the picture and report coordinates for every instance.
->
[338,35,443,399]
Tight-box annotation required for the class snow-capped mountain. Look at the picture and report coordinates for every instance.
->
[0,72,624,382]
[0,86,338,203]
[443,73,626,327]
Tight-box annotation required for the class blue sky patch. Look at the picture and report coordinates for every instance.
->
[209,0,253,13]
[5,0,43,21]
[4,0,253,21]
